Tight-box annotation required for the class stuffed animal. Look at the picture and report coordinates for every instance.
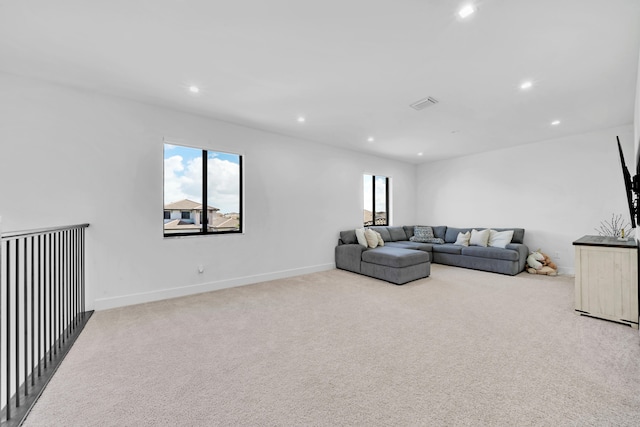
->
[540,252,557,271]
[526,251,544,270]
[526,250,558,276]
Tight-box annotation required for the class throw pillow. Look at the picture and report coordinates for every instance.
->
[410,236,445,244]
[469,229,490,247]
[488,229,514,248]
[355,228,368,248]
[454,231,470,246]
[374,231,385,247]
[413,225,435,240]
[364,229,379,248]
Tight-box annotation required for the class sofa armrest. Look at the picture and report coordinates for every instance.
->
[506,243,529,273]
[335,244,366,273]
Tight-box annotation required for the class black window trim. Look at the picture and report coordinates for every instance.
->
[365,174,390,227]
[164,144,243,238]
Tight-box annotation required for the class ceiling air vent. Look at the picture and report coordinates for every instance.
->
[410,96,439,110]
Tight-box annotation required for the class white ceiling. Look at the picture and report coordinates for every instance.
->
[1,0,639,164]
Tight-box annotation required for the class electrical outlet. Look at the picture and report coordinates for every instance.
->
[554,251,561,260]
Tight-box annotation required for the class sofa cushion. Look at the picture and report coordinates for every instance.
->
[461,246,520,261]
[369,226,392,242]
[387,226,409,241]
[386,241,433,253]
[432,244,463,255]
[432,226,447,240]
[403,225,415,239]
[445,227,471,243]
[340,230,357,245]
[361,246,429,268]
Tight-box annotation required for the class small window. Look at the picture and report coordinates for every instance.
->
[164,143,243,236]
[363,174,389,226]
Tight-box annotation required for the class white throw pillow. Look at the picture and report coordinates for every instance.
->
[470,229,490,247]
[355,228,368,248]
[488,229,514,248]
[374,231,385,247]
[454,231,470,246]
[364,229,379,248]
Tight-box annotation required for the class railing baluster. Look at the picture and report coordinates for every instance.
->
[6,241,11,420]
[1,240,3,421]
[63,230,66,341]
[81,228,85,316]
[37,234,42,378]
[75,228,79,327]
[74,228,78,328]
[24,238,29,397]
[66,230,70,338]
[56,231,60,352]
[15,239,20,409]
[1,224,91,425]
[31,236,35,387]
[48,233,52,364]
[1,241,3,421]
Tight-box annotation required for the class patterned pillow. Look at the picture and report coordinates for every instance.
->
[410,226,445,244]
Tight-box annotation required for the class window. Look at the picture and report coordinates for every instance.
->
[363,174,389,226]
[163,142,243,236]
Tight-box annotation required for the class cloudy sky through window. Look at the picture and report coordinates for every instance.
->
[164,144,240,214]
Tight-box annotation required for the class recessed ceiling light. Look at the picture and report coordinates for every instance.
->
[367,137,375,143]
[188,85,200,93]
[520,81,533,90]
[458,5,475,19]
[297,116,306,123]
[551,120,561,126]
[417,152,424,156]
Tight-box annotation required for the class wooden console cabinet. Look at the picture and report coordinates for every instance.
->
[573,235,639,329]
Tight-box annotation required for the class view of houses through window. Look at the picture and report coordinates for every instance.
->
[363,174,389,226]
[163,143,242,236]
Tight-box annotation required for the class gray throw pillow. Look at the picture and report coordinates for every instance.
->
[410,226,444,244]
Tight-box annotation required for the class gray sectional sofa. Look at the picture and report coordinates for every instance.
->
[335,225,529,285]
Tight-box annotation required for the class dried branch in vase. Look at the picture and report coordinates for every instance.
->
[595,213,634,238]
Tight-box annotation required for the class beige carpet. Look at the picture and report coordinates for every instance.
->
[22,265,640,426]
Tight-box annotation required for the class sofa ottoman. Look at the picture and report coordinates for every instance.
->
[360,246,431,285]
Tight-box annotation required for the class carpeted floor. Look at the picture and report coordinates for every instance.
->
[22,265,640,426]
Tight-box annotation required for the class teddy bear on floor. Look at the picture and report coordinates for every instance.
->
[526,250,558,276]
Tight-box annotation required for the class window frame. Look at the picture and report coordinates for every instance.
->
[163,142,243,238]
[363,174,390,227]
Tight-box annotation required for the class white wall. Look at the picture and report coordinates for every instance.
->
[0,71,417,310]
[416,125,634,275]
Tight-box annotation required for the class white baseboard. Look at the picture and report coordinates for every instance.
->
[557,266,575,276]
[93,263,335,311]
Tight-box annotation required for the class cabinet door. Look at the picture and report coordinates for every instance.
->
[576,246,638,326]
